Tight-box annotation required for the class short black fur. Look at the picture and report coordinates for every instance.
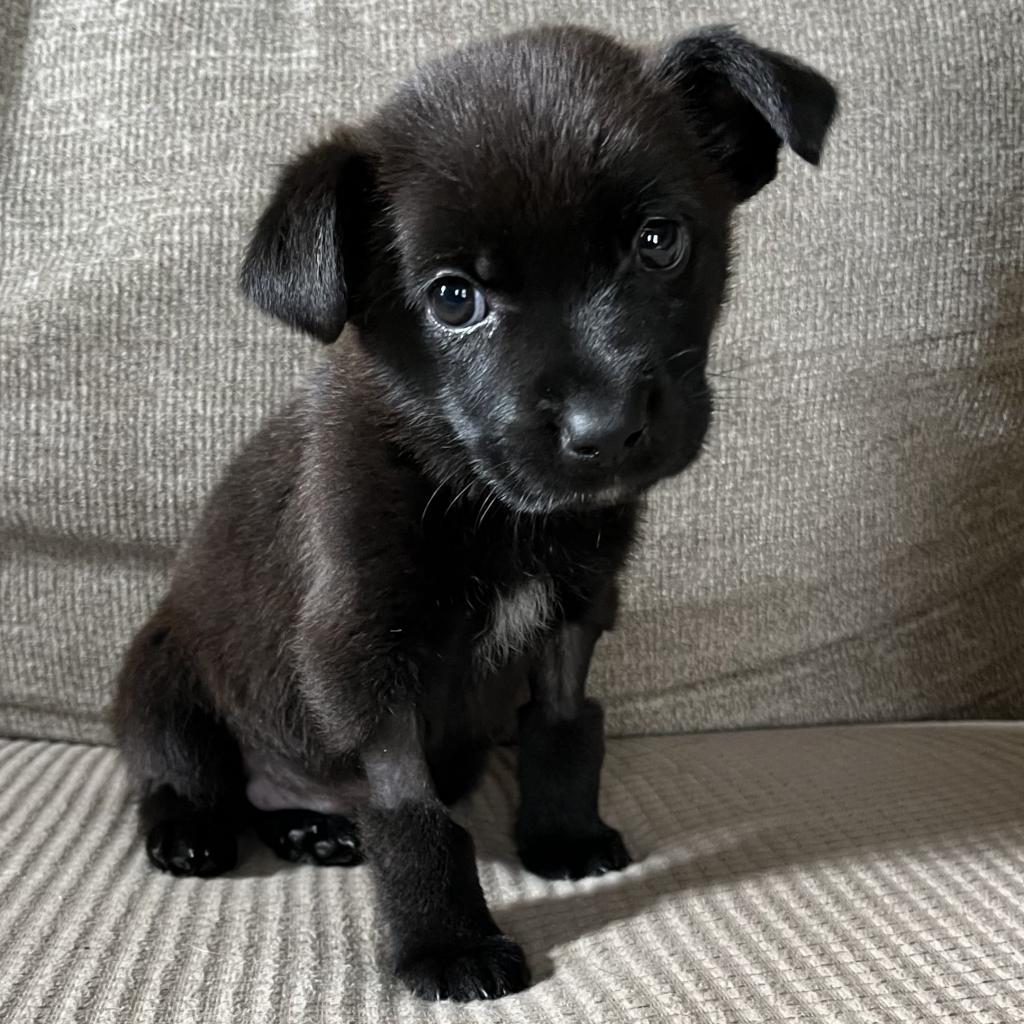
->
[114,24,836,1001]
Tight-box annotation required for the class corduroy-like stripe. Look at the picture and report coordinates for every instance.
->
[1,726,1023,1022]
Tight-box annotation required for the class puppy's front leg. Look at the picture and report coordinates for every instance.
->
[516,617,632,880]
[361,707,530,1001]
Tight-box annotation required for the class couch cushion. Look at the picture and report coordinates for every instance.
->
[1,724,1022,1022]
[3,1,1024,744]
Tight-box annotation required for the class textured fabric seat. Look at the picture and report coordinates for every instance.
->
[2,725,1023,1023]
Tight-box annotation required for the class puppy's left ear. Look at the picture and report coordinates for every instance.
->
[656,26,838,202]
[240,133,370,343]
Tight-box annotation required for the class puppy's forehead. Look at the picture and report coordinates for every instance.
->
[373,27,694,278]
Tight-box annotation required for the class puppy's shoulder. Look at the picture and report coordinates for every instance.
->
[295,355,431,572]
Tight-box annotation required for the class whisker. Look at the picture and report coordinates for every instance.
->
[444,479,475,517]
[421,470,457,524]
[706,370,755,386]
[667,346,702,363]
[474,489,498,532]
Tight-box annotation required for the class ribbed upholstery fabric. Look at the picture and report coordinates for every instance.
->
[2,725,1023,1022]
[3,1,1024,745]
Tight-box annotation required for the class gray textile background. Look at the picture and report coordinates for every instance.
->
[2,0,1023,744]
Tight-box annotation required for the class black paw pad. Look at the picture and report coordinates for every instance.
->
[146,817,237,877]
[396,934,530,1002]
[255,810,362,866]
[518,825,632,880]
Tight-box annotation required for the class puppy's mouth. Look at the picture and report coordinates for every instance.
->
[468,434,706,515]
[496,473,643,515]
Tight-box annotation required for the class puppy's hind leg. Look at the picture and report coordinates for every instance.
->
[252,808,363,866]
[113,609,243,877]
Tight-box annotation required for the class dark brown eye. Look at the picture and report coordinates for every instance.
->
[636,219,689,271]
[427,276,488,328]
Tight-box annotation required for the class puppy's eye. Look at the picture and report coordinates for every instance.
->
[636,219,689,271]
[426,276,488,329]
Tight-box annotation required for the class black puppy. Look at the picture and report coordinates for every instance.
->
[114,25,836,1001]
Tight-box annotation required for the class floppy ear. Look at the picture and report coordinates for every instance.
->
[240,134,367,343]
[657,26,838,202]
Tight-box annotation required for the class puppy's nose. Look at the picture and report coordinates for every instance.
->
[560,390,648,467]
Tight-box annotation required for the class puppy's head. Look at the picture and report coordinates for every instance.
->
[241,26,837,513]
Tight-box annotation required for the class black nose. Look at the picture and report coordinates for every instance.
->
[560,390,649,467]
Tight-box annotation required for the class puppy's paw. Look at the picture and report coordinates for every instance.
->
[396,934,530,1002]
[146,817,237,877]
[254,809,362,866]
[518,825,631,880]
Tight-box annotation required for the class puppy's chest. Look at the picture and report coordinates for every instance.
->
[438,512,635,671]
[473,576,556,670]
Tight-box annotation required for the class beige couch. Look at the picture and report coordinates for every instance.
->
[2,1,1023,1021]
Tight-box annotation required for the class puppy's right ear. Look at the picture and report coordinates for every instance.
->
[240,135,367,343]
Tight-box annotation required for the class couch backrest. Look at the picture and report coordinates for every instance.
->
[3,0,1022,745]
